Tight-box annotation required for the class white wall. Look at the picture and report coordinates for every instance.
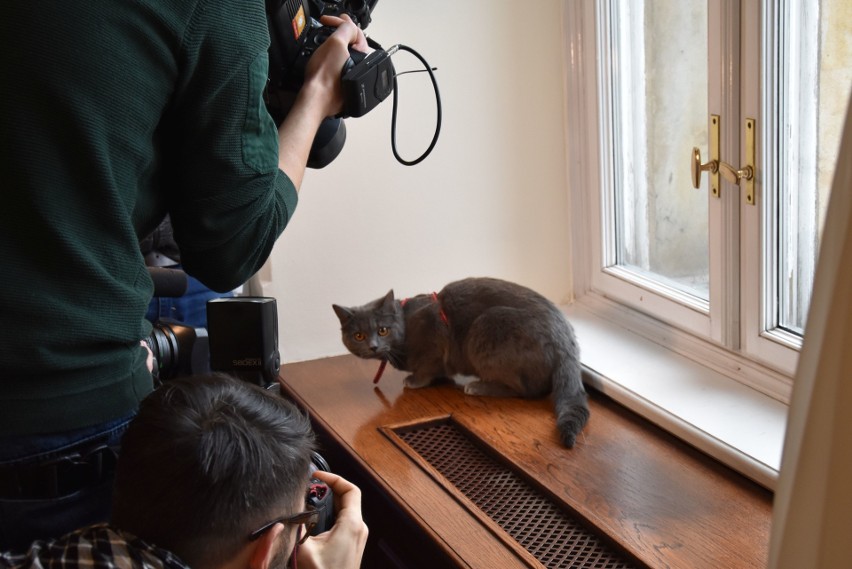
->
[259,0,572,363]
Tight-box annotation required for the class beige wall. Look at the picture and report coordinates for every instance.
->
[258,0,573,362]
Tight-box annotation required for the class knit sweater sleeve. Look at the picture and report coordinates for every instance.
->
[160,0,297,292]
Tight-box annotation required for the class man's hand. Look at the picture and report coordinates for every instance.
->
[318,14,371,54]
[140,340,154,373]
[296,471,368,569]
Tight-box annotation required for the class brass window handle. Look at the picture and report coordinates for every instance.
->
[691,147,718,189]
[718,162,754,185]
[691,115,721,197]
[692,152,753,185]
[690,117,756,205]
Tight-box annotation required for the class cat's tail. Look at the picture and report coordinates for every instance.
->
[551,351,590,448]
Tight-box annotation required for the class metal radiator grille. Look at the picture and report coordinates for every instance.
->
[394,420,640,569]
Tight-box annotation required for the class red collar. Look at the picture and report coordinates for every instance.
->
[426,292,449,326]
[373,293,448,384]
[399,292,449,325]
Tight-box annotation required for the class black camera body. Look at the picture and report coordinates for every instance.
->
[265,0,394,167]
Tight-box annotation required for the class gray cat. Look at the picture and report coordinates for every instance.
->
[332,277,589,447]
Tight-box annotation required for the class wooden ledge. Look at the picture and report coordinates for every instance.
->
[278,355,772,568]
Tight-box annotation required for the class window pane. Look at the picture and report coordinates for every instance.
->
[604,1,710,301]
[774,0,852,334]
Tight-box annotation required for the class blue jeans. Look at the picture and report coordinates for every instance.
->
[146,268,233,329]
[0,414,134,551]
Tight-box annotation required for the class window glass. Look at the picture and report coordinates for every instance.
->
[773,0,852,334]
[604,1,710,302]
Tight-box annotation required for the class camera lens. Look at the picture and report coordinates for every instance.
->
[145,320,208,380]
[146,324,181,379]
[311,451,330,473]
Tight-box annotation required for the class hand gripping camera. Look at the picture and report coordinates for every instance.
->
[265,0,395,168]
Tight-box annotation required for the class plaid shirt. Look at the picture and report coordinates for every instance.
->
[0,524,190,569]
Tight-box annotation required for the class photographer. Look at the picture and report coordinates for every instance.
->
[0,0,369,549]
[0,375,369,569]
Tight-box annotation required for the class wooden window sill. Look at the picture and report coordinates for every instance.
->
[278,354,772,568]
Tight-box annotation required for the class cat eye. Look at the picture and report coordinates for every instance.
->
[353,332,366,342]
[378,327,390,337]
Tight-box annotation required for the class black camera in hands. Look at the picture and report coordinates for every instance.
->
[265,0,394,167]
[307,452,335,536]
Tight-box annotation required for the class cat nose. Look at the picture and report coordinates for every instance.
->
[369,344,379,353]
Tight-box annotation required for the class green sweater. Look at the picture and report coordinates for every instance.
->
[0,0,298,435]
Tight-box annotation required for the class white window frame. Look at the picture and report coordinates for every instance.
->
[592,0,718,342]
[561,1,796,490]
[741,0,815,374]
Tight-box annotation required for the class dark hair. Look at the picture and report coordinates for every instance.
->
[111,374,315,567]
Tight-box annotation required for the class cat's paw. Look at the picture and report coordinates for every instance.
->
[404,374,433,389]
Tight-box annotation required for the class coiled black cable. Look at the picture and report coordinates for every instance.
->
[387,44,442,166]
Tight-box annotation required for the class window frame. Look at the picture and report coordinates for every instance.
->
[740,0,809,375]
[591,0,719,343]
[562,1,792,490]
[565,0,799,405]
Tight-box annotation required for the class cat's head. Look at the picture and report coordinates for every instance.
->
[332,290,405,361]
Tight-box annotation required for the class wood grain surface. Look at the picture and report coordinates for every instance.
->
[278,355,772,569]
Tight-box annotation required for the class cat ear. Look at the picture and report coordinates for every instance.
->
[382,289,395,307]
[332,304,353,325]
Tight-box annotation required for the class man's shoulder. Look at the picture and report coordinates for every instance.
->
[0,524,190,569]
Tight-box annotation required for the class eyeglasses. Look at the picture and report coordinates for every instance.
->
[248,508,320,545]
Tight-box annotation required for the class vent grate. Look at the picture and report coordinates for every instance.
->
[395,420,640,569]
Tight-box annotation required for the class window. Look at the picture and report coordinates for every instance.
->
[563,1,851,487]
[568,0,852,394]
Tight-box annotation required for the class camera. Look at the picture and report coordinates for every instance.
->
[144,268,280,386]
[265,0,394,167]
[307,451,335,536]
[145,319,210,381]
